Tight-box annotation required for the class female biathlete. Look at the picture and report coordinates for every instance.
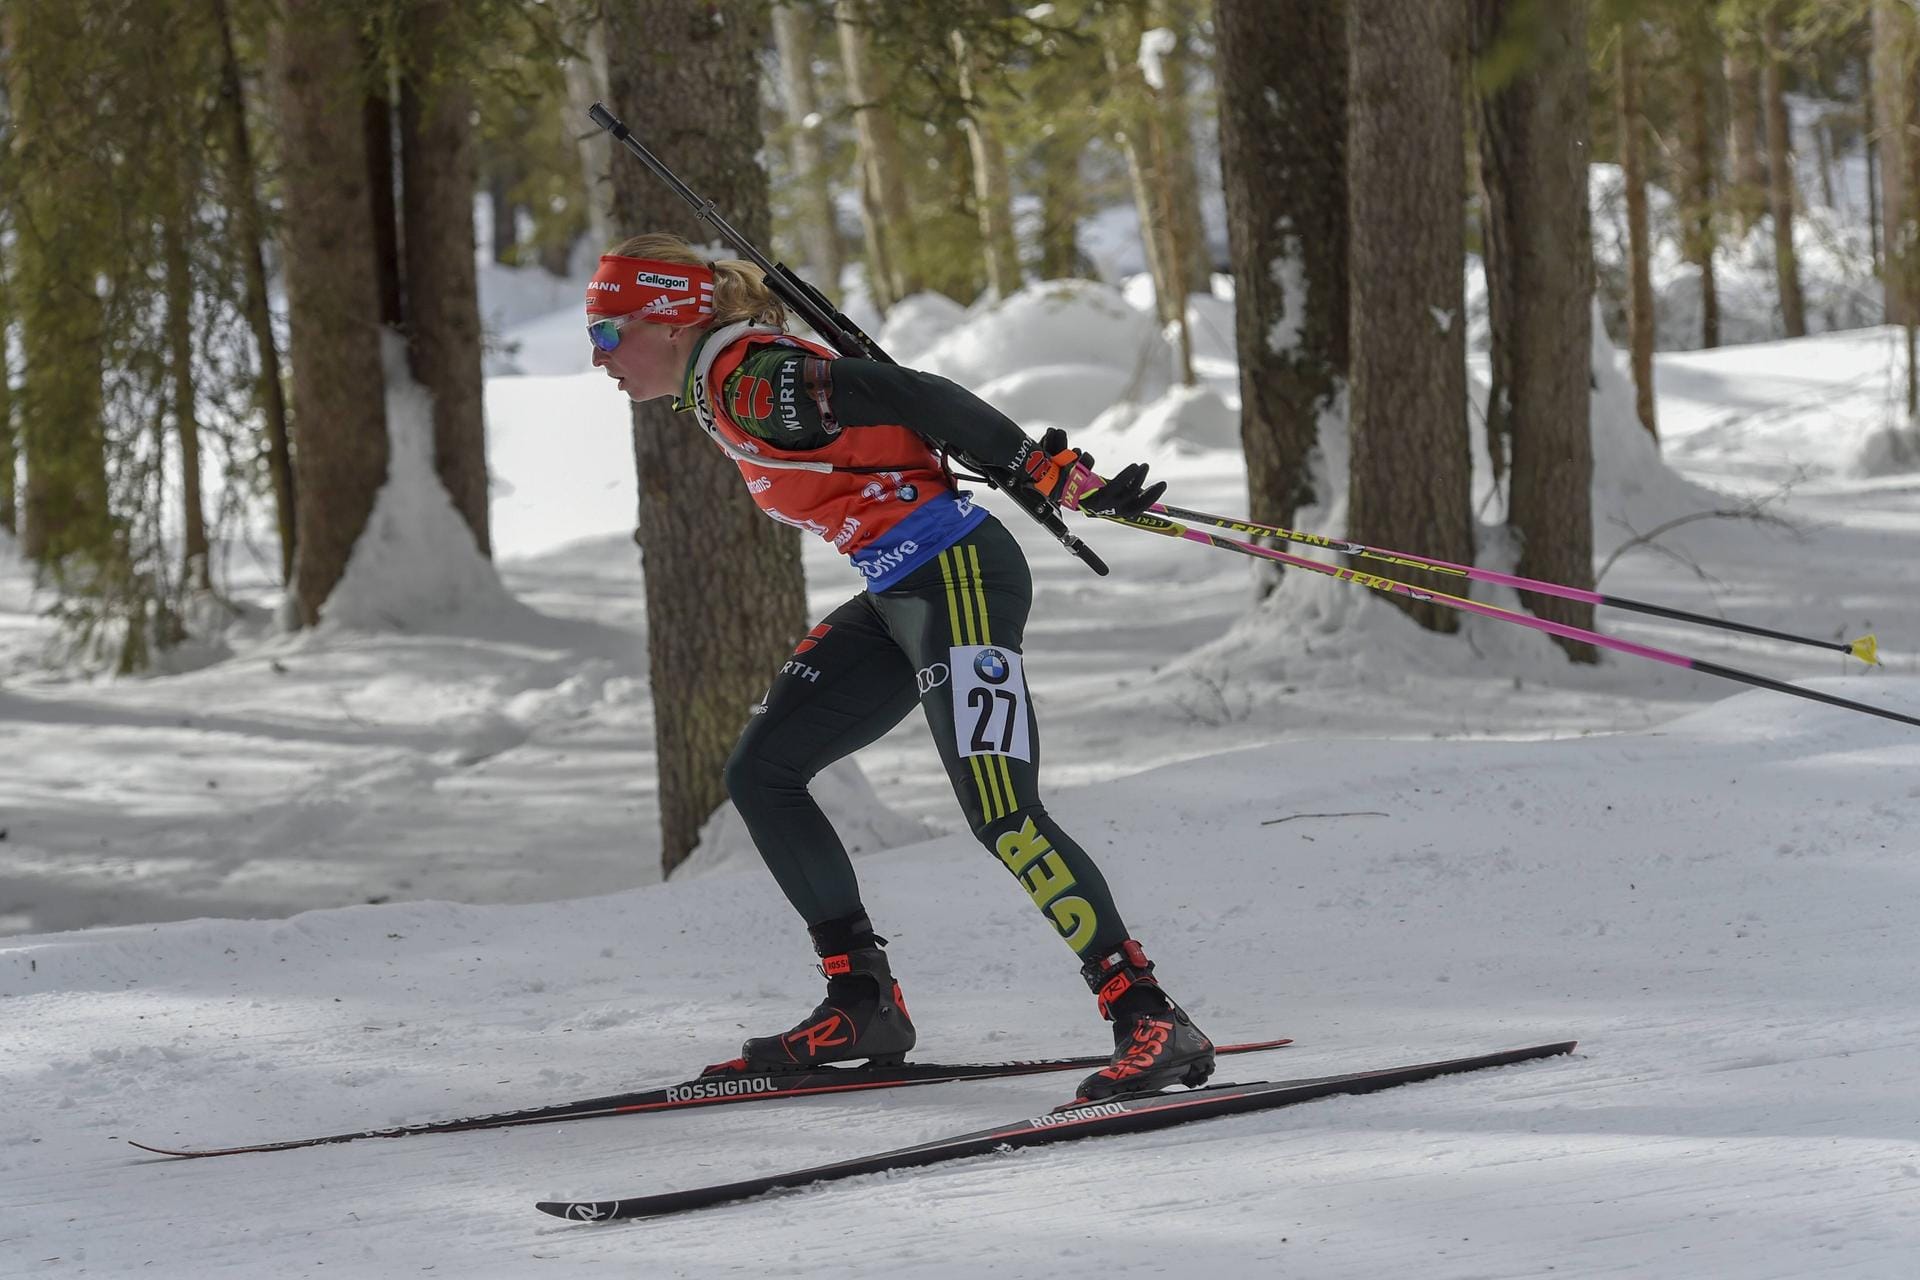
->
[587,234,1212,1100]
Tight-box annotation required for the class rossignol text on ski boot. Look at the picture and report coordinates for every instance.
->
[736,941,917,1072]
[1074,939,1214,1101]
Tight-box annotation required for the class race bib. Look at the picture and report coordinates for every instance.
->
[949,645,1031,762]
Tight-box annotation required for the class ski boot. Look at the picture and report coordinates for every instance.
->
[738,941,917,1071]
[1074,939,1214,1101]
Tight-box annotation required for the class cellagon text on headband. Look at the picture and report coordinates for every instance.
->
[585,255,715,323]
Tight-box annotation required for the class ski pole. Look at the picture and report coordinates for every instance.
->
[1092,507,1920,732]
[1146,501,1878,666]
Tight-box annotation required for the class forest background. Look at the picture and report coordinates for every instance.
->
[4,0,1917,878]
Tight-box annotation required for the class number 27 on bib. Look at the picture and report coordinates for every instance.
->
[949,645,1031,762]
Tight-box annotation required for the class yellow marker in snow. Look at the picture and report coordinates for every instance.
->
[1849,634,1880,666]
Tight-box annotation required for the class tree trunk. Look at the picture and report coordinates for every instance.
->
[852,161,897,311]
[1876,0,1920,407]
[163,196,212,591]
[774,3,844,289]
[1474,0,1597,664]
[1813,115,1836,210]
[1762,7,1807,338]
[1034,132,1087,279]
[269,0,391,628]
[364,82,404,329]
[487,173,516,262]
[399,0,491,558]
[1867,47,1883,275]
[952,28,1022,300]
[1148,107,1197,385]
[1216,0,1346,589]
[1679,11,1721,350]
[604,0,810,880]
[561,25,614,256]
[0,253,15,535]
[1725,43,1768,234]
[1101,0,1194,381]
[836,0,918,308]
[3,1,113,569]
[1617,23,1658,439]
[212,0,296,585]
[1874,0,1912,325]
[1147,0,1213,291]
[1346,0,1473,635]
[0,37,12,536]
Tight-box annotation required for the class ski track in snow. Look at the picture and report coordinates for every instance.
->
[4,291,1920,1274]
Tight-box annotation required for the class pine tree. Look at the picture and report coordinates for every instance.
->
[1614,15,1659,438]
[0,119,15,537]
[1761,3,1807,337]
[1215,0,1346,581]
[2,0,116,572]
[1346,0,1474,634]
[772,2,845,288]
[1874,0,1920,409]
[603,0,810,878]
[1725,33,1768,234]
[212,0,297,586]
[1475,0,1597,663]
[161,167,212,592]
[1676,3,1722,349]
[836,0,919,310]
[362,66,406,332]
[952,26,1022,299]
[268,0,392,628]
[1098,0,1196,381]
[1144,0,1214,295]
[398,0,491,558]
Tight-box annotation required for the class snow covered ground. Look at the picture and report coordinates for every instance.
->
[3,277,1919,1276]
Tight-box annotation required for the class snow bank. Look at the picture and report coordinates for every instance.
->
[1579,298,1723,548]
[1112,381,1241,453]
[1589,162,1883,352]
[319,335,529,633]
[908,279,1174,401]
[1853,421,1920,475]
[1655,325,1918,481]
[1170,301,1726,700]
[972,363,1141,435]
[875,291,968,362]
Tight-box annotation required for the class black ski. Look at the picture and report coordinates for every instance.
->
[537,1040,1576,1223]
[127,1036,1294,1159]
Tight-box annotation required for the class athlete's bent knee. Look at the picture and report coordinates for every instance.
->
[724,724,811,807]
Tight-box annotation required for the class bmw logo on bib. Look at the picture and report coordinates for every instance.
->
[974,648,1011,684]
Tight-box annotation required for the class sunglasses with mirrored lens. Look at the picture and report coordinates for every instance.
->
[588,317,629,352]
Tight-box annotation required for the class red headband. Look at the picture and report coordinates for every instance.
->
[585,255,715,323]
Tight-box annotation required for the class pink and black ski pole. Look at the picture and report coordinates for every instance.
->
[1148,500,1878,667]
[1062,480,1916,731]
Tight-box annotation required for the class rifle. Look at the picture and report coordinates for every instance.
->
[586,101,1108,576]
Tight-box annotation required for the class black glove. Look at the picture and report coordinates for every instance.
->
[1077,461,1166,519]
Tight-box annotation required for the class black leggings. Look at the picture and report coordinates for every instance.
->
[724,516,1130,959]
